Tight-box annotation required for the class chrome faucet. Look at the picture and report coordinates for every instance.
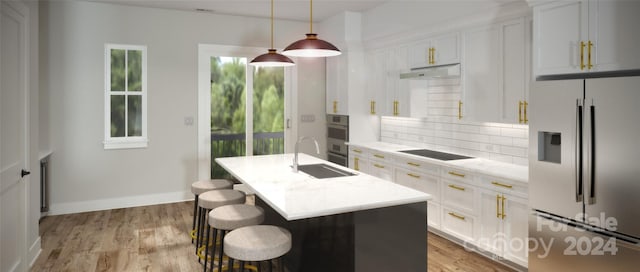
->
[293,136,320,172]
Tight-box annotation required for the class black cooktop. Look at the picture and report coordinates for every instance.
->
[399,149,473,161]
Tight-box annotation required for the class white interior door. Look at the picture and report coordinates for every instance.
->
[1,1,29,271]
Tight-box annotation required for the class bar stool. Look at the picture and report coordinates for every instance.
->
[205,204,265,272]
[224,225,292,272]
[191,179,234,243]
[196,189,246,259]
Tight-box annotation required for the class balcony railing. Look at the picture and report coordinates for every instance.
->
[211,132,284,178]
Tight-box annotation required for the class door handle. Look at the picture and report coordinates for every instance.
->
[21,169,31,177]
[576,99,584,202]
[589,104,596,204]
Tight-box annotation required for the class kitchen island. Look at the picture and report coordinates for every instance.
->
[216,153,431,272]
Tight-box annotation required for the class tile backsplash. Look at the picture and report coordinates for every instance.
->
[381,116,529,166]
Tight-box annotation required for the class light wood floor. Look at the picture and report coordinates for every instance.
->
[31,201,515,272]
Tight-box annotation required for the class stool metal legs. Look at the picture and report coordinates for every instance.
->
[191,195,199,243]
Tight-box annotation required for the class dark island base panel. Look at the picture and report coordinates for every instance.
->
[256,197,428,272]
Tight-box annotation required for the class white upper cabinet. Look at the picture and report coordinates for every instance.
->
[464,17,530,124]
[588,0,640,72]
[408,32,461,69]
[532,0,640,76]
[463,24,501,122]
[326,54,349,115]
[387,45,411,117]
[364,49,387,116]
[501,18,530,124]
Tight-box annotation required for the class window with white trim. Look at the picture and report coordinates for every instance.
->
[104,44,148,149]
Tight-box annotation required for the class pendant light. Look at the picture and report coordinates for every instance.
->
[282,0,341,57]
[249,0,295,67]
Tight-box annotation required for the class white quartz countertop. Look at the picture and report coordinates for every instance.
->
[215,153,431,221]
[347,141,528,183]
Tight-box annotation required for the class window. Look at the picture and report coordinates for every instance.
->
[104,44,147,149]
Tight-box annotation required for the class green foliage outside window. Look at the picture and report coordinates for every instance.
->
[110,48,143,138]
[210,57,285,178]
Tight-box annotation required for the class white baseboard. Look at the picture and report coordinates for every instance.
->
[28,236,41,268]
[48,191,193,215]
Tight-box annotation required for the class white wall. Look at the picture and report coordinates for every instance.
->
[39,1,312,215]
[295,58,327,159]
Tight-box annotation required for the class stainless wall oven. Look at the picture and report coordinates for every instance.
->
[327,114,349,166]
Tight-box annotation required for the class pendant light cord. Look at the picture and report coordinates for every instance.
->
[309,0,313,33]
[271,0,274,49]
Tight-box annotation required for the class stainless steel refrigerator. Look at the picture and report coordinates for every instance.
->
[529,76,640,271]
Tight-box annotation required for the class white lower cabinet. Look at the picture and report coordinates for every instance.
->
[347,145,528,268]
[477,188,528,267]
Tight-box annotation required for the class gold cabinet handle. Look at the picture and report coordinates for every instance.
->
[407,173,421,179]
[501,195,506,219]
[448,212,465,221]
[370,100,376,115]
[448,184,466,191]
[354,157,360,171]
[524,101,528,123]
[580,41,586,70]
[518,101,523,123]
[373,154,384,159]
[373,164,385,169]
[588,41,593,70]
[491,181,513,189]
[428,47,433,64]
[496,195,501,218]
[352,149,362,154]
[393,100,399,116]
[407,162,420,167]
[448,171,466,178]
[431,47,436,64]
[333,100,337,113]
[458,100,463,120]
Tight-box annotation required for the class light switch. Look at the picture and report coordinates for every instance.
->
[300,114,315,123]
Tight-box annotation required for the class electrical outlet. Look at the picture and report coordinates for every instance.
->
[184,116,194,126]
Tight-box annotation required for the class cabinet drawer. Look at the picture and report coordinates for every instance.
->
[369,161,393,181]
[370,151,391,163]
[349,146,369,157]
[442,180,475,214]
[395,156,440,176]
[480,176,527,197]
[395,168,440,202]
[441,167,474,184]
[441,207,475,242]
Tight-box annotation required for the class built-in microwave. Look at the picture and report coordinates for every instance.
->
[327,114,349,166]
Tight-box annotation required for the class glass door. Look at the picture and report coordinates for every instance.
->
[199,45,291,179]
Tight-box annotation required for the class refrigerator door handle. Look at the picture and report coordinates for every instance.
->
[589,103,596,204]
[576,99,584,202]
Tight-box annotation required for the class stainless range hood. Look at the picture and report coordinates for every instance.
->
[399,63,461,80]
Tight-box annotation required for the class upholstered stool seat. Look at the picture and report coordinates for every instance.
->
[190,179,234,244]
[192,179,234,195]
[195,189,246,260]
[224,225,292,272]
[205,204,265,272]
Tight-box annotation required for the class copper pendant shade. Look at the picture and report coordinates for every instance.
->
[282,0,341,58]
[250,0,295,67]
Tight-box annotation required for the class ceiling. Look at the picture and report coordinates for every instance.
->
[89,0,388,22]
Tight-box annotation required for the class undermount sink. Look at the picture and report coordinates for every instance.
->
[398,149,473,161]
[295,163,357,179]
